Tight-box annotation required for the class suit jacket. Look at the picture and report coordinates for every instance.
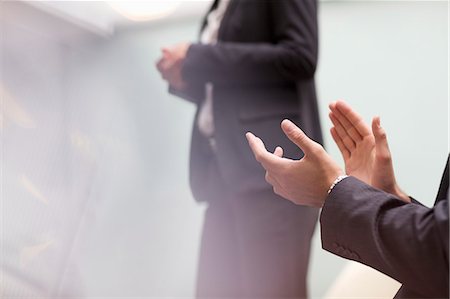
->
[321,156,449,298]
[171,0,323,202]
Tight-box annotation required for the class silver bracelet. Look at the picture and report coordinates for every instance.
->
[327,175,349,194]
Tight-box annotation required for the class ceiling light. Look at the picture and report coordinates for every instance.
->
[107,1,180,22]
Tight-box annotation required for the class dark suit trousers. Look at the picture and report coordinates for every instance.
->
[196,159,319,298]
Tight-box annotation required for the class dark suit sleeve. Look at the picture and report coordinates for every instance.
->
[320,177,449,298]
[181,0,318,86]
[168,84,204,105]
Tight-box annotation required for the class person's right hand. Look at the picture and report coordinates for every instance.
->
[155,43,190,90]
[246,119,343,207]
[328,100,410,202]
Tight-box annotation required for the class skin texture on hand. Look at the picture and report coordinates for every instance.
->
[156,42,190,90]
[329,100,410,203]
[246,119,343,207]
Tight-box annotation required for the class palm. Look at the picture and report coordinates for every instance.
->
[329,101,408,199]
[344,134,376,184]
[329,101,409,202]
[370,139,398,193]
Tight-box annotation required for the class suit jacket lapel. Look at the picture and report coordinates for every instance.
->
[435,155,449,204]
[200,0,219,35]
[218,0,238,41]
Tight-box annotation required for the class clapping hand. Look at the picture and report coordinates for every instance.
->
[246,100,410,207]
[156,42,190,90]
[329,100,410,202]
[246,120,343,207]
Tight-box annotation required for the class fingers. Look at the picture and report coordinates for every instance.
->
[329,106,362,142]
[330,127,350,160]
[156,57,166,72]
[246,132,267,162]
[246,132,282,168]
[162,48,172,58]
[158,47,172,69]
[273,146,283,158]
[372,116,392,161]
[329,112,356,151]
[158,48,177,72]
[156,56,172,79]
[332,100,371,137]
[281,119,319,156]
[157,58,183,84]
[246,133,288,196]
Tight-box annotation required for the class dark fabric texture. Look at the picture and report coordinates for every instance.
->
[196,169,319,298]
[168,0,322,297]
[170,0,323,200]
[320,156,449,299]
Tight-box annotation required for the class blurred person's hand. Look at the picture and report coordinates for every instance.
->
[328,100,410,202]
[246,120,343,207]
[156,42,190,90]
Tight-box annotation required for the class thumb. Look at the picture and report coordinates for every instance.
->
[281,119,318,156]
[372,116,392,159]
[162,48,172,58]
[273,146,283,158]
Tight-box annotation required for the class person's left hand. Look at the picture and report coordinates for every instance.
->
[156,42,190,90]
[328,100,410,202]
[246,119,343,207]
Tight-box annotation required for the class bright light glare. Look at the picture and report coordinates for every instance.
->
[0,85,36,130]
[107,1,180,21]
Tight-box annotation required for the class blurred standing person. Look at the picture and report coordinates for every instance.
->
[157,0,322,297]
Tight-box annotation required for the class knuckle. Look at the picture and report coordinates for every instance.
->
[273,186,281,196]
[309,143,323,155]
[378,153,392,163]
[294,132,306,143]
[264,172,270,182]
[378,131,387,140]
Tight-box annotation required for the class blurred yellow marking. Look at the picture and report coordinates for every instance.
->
[20,239,54,269]
[71,130,95,158]
[20,174,49,205]
[0,110,4,130]
[0,84,36,129]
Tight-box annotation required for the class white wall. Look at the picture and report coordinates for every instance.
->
[309,2,448,296]
[1,2,98,297]
[1,1,448,298]
[317,1,448,206]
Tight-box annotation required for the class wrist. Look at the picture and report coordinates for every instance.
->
[392,185,411,203]
[327,174,349,194]
[381,182,410,203]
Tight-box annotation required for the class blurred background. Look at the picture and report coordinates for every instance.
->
[1,0,448,298]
